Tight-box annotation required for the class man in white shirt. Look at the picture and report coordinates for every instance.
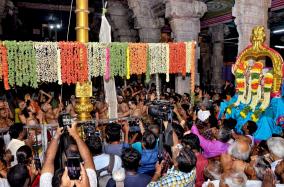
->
[40,122,97,187]
[6,123,33,166]
[267,137,284,172]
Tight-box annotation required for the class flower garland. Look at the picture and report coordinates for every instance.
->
[0,45,9,90]
[105,47,110,80]
[169,42,186,76]
[59,42,88,84]
[110,43,127,78]
[88,43,109,77]
[227,61,248,114]
[57,47,62,85]
[126,47,130,79]
[0,46,2,80]
[240,61,263,118]
[148,43,167,74]
[185,42,192,74]
[190,42,196,105]
[129,43,147,75]
[251,70,274,122]
[165,44,170,82]
[34,42,58,83]
[5,41,37,88]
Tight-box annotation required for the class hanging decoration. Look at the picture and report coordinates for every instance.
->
[190,42,196,104]
[59,42,88,84]
[57,47,62,85]
[105,47,110,81]
[169,42,186,76]
[0,45,9,90]
[5,41,38,88]
[129,43,148,75]
[185,42,192,73]
[110,43,127,78]
[88,43,109,77]
[34,42,58,83]
[0,46,2,80]
[148,43,168,75]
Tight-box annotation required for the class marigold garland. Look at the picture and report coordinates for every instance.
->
[0,45,9,90]
[251,70,274,122]
[129,43,147,75]
[169,42,186,76]
[110,43,127,78]
[59,42,88,84]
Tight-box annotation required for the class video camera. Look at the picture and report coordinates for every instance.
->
[148,100,174,121]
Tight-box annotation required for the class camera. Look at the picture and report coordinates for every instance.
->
[58,113,73,130]
[67,157,81,180]
[148,100,174,121]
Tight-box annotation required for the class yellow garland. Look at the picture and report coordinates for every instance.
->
[126,47,130,79]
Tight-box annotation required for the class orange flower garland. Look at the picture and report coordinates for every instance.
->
[0,46,9,90]
[169,42,186,77]
[59,42,88,85]
[129,43,148,75]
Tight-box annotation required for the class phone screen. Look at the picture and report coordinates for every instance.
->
[67,158,81,180]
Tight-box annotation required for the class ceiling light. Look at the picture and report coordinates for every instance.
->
[56,24,61,29]
[273,29,284,34]
[49,25,54,29]
[274,45,284,49]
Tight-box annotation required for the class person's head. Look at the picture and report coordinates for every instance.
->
[217,127,232,143]
[86,136,103,156]
[128,99,137,110]
[222,171,247,187]
[223,118,237,130]
[121,148,141,172]
[195,86,200,94]
[70,95,76,104]
[9,123,26,140]
[41,103,52,112]
[105,123,121,143]
[267,137,284,160]
[16,145,33,165]
[204,161,222,180]
[253,156,271,180]
[182,134,202,152]
[117,96,124,104]
[7,164,30,187]
[172,123,185,141]
[142,131,157,150]
[0,108,7,118]
[228,140,251,161]
[148,124,160,137]
[242,121,257,135]
[18,100,26,110]
[175,147,196,173]
[213,100,221,113]
[24,94,31,101]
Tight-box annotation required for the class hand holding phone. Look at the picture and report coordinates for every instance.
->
[67,157,81,180]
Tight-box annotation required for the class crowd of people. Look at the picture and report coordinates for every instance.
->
[0,81,283,187]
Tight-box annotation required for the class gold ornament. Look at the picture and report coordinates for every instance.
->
[75,82,93,121]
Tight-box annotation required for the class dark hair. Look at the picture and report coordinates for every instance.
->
[16,145,32,165]
[86,136,102,156]
[129,98,137,106]
[176,147,196,173]
[172,123,185,140]
[105,123,121,143]
[121,148,141,171]
[52,168,64,187]
[218,127,232,143]
[9,123,24,139]
[142,131,157,150]
[247,121,258,135]
[7,164,30,187]
[182,134,202,152]
[0,138,5,162]
[223,118,237,130]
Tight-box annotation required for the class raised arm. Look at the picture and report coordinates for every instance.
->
[67,123,95,170]
[41,127,63,174]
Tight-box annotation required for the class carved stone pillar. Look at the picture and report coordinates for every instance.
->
[127,0,163,42]
[165,0,207,94]
[209,24,224,93]
[233,0,271,53]
[108,0,138,42]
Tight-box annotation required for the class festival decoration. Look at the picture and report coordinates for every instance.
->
[148,43,168,75]
[109,43,127,78]
[0,45,9,90]
[105,47,110,80]
[169,42,186,76]
[34,42,58,83]
[59,42,88,85]
[190,42,196,104]
[129,43,148,75]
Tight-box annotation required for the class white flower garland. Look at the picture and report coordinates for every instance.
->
[148,43,167,75]
[185,42,192,73]
[165,44,170,82]
[88,43,109,77]
[34,42,58,83]
[57,46,62,85]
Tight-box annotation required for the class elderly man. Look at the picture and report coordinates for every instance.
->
[267,137,284,172]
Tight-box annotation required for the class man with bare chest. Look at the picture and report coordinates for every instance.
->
[117,96,130,117]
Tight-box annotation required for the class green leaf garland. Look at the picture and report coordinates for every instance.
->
[110,42,127,78]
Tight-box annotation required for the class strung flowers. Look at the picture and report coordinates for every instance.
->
[5,41,38,88]
[129,43,148,75]
[148,43,168,75]
[34,42,58,83]
[88,43,109,77]
[59,42,88,84]
[169,42,186,77]
[0,45,9,90]
[110,43,128,78]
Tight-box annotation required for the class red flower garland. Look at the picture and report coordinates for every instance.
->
[0,45,10,90]
[59,42,88,84]
[169,42,186,76]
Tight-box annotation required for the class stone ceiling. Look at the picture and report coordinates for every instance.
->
[201,0,234,20]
